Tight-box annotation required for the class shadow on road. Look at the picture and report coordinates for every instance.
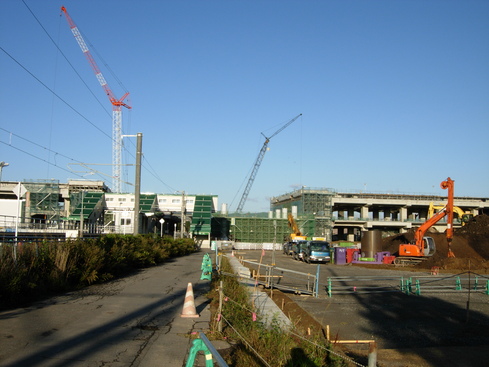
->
[318,267,489,366]
[2,275,210,367]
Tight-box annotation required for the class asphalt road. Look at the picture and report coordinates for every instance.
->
[0,252,212,367]
[236,250,489,367]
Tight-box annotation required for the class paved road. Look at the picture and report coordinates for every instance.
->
[236,250,489,367]
[0,251,213,367]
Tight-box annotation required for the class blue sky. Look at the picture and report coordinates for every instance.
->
[1,0,488,212]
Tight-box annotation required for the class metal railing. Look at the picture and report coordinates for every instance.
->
[238,258,319,297]
[324,272,489,297]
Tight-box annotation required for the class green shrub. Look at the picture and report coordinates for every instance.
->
[0,234,197,309]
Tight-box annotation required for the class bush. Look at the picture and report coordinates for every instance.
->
[0,234,197,309]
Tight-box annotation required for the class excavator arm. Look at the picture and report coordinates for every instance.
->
[399,177,455,258]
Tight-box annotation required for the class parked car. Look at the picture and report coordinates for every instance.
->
[302,240,331,263]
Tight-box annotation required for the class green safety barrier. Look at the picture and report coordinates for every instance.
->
[186,338,214,367]
[200,253,213,281]
[456,276,462,291]
[185,332,228,367]
[405,278,412,295]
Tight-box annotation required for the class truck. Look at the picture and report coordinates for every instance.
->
[292,240,307,261]
[397,177,455,264]
[302,240,331,264]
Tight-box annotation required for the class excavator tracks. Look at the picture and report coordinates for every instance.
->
[394,257,428,266]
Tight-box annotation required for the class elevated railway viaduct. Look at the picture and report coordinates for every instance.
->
[271,187,489,242]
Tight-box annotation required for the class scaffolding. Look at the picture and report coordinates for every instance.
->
[229,217,287,243]
[270,187,335,239]
[23,179,61,223]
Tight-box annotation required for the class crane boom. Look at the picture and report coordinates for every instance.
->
[236,114,302,213]
[61,6,131,193]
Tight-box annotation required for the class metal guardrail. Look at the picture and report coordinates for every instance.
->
[238,258,319,297]
[324,273,489,297]
[402,274,489,296]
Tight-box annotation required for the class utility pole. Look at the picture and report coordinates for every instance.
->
[133,133,142,235]
[181,191,186,238]
[0,161,9,182]
[79,191,84,238]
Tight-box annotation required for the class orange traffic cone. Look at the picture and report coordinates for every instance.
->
[181,282,199,318]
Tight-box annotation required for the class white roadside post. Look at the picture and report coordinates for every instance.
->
[159,218,165,237]
[14,182,27,262]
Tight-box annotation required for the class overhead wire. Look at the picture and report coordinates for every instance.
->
[141,155,177,192]
[0,46,112,140]
[12,1,176,194]
[21,0,112,120]
[0,140,84,179]
[0,127,107,182]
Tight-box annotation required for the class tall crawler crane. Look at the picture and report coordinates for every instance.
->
[236,114,302,213]
[61,6,131,193]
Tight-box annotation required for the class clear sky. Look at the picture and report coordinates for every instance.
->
[1,0,488,213]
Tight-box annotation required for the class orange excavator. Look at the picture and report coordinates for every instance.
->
[399,177,456,260]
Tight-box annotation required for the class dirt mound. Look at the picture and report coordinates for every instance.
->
[455,213,489,259]
[382,214,489,272]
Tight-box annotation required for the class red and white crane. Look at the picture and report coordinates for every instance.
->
[61,6,131,193]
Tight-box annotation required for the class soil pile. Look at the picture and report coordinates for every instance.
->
[456,213,489,259]
[382,214,489,272]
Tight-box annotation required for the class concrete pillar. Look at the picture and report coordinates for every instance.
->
[282,207,288,219]
[275,209,281,219]
[400,207,408,222]
[292,205,298,218]
[361,205,369,220]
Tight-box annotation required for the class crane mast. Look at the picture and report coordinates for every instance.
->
[61,6,131,193]
[236,114,302,213]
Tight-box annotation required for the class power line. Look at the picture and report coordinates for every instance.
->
[141,155,176,193]
[0,127,106,181]
[0,140,84,179]
[21,0,111,119]
[6,3,177,194]
[0,46,112,140]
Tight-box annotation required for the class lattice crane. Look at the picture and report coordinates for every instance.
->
[61,6,131,193]
[236,114,302,213]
